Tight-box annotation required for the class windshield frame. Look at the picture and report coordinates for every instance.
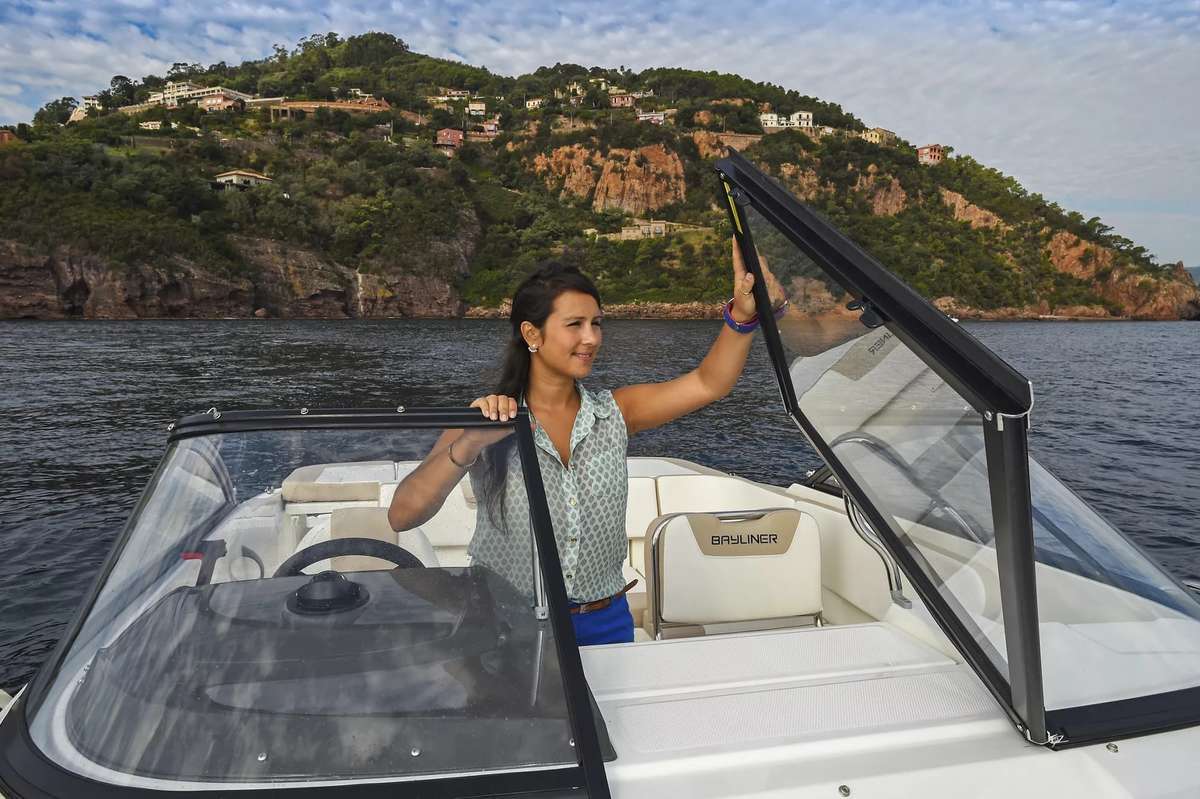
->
[7,407,611,799]
[714,148,1200,748]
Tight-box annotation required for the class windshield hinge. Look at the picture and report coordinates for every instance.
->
[985,381,1035,432]
[846,297,888,329]
[1019,723,1065,748]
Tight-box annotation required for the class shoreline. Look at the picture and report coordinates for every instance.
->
[2,303,1195,323]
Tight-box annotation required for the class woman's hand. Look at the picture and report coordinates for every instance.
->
[471,394,519,422]
[731,239,756,322]
[455,395,523,456]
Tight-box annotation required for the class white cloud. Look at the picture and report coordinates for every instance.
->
[1,0,1197,264]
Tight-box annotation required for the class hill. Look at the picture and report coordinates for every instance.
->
[1,31,1197,321]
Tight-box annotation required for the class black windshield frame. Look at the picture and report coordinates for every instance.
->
[715,148,1200,749]
[3,407,611,799]
[715,149,1055,743]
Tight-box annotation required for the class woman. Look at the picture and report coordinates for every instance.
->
[388,242,772,645]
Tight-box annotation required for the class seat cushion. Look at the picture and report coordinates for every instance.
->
[626,477,660,576]
[648,509,821,628]
[281,461,397,503]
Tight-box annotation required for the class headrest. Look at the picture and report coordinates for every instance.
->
[281,461,396,503]
[649,508,822,628]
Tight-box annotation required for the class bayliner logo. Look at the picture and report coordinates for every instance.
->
[868,331,894,355]
[711,533,779,546]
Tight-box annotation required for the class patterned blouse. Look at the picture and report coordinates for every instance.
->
[467,385,629,603]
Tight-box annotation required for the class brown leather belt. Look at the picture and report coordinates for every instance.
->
[569,580,638,615]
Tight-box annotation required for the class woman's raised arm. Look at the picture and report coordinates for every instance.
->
[613,241,775,435]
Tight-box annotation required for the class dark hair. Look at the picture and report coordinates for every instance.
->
[478,261,602,528]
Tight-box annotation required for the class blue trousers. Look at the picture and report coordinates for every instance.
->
[570,593,635,645]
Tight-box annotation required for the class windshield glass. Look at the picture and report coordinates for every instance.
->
[745,201,1200,712]
[28,425,577,788]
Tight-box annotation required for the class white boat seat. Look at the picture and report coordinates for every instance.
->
[655,474,795,515]
[281,461,397,503]
[329,507,439,571]
[410,478,477,567]
[645,509,822,639]
[625,476,660,577]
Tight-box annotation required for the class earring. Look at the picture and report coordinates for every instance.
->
[528,345,539,353]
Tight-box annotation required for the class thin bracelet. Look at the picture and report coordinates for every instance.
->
[447,437,479,469]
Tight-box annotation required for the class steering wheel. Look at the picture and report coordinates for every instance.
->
[273,537,424,577]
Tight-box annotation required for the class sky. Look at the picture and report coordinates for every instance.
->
[1,0,1198,266]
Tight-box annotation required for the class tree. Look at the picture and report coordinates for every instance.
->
[34,97,78,126]
[166,62,201,80]
[109,75,135,106]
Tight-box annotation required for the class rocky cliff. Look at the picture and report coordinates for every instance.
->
[0,220,477,320]
[1045,232,1200,320]
[531,143,686,216]
[0,240,253,319]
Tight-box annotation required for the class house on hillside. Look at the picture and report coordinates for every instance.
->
[918,144,946,165]
[0,130,17,146]
[214,169,273,190]
[436,128,465,152]
[268,98,391,121]
[636,110,667,125]
[861,127,896,145]
[609,93,636,108]
[525,97,545,109]
[468,100,487,116]
[138,121,164,131]
[760,110,813,130]
[199,93,244,113]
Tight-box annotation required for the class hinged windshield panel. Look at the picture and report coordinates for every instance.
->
[719,151,1200,746]
[24,424,592,791]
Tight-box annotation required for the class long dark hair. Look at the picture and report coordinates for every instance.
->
[478,261,602,529]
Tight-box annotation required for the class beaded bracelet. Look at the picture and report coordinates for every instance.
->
[722,298,790,334]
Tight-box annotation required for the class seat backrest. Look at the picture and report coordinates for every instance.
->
[644,508,821,638]
[281,461,397,503]
[417,479,477,567]
[656,474,794,515]
[625,477,660,576]
[330,507,439,570]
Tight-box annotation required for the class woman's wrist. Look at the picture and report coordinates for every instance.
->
[447,436,481,469]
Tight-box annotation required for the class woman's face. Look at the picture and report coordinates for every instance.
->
[528,290,603,380]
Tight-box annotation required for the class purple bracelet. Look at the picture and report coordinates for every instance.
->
[723,299,759,333]
[723,298,789,334]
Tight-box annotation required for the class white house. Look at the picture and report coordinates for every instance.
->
[214,169,273,189]
[468,100,487,116]
[525,97,545,109]
[760,110,813,129]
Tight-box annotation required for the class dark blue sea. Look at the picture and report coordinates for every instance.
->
[0,319,1197,691]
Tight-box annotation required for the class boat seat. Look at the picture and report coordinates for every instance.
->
[281,461,397,503]
[644,509,822,639]
[329,507,439,571]
[410,477,477,567]
[655,474,796,515]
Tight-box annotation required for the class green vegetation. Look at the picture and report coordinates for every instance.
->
[2,30,1179,315]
